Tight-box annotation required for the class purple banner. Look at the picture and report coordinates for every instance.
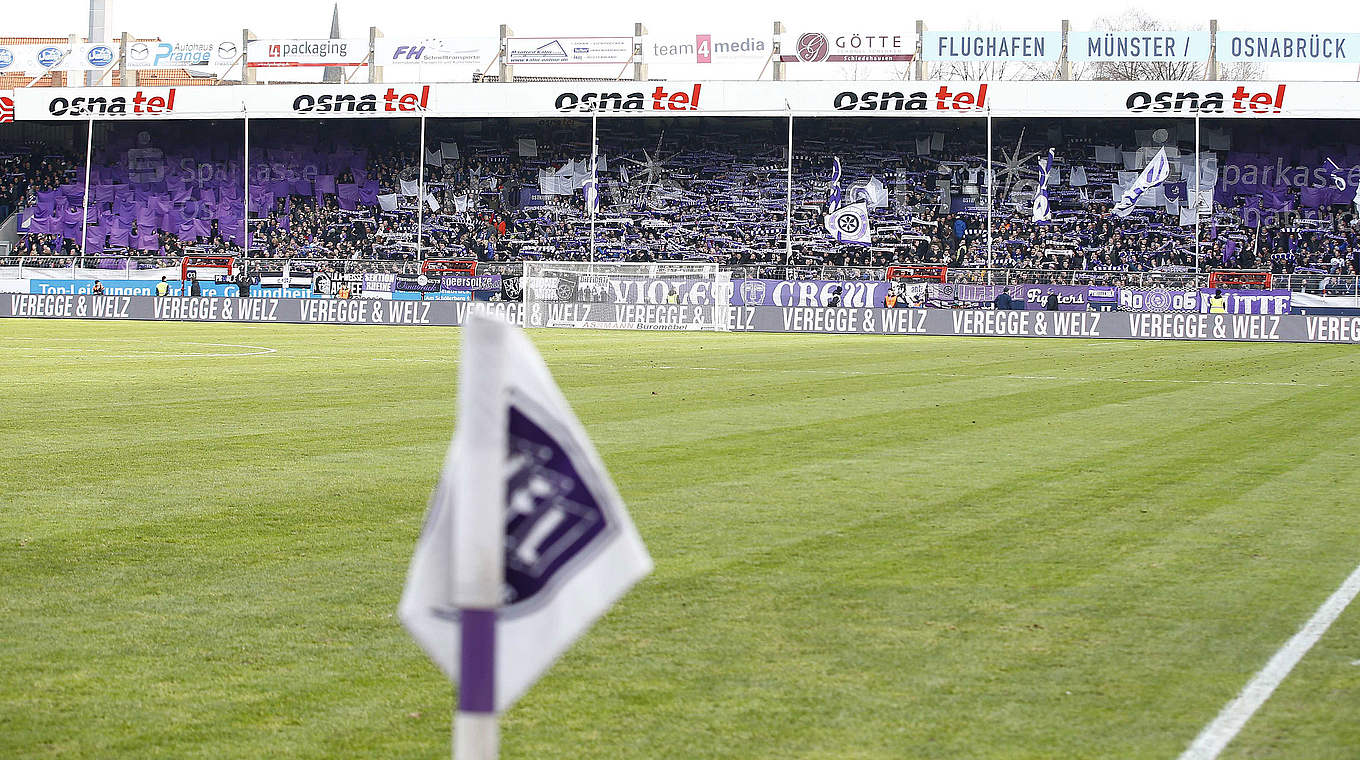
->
[1199,288,1292,314]
[1016,284,1097,311]
[441,274,502,292]
[733,279,888,307]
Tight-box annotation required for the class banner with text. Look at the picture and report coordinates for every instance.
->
[506,37,634,65]
[375,38,496,67]
[9,80,1351,120]
[1068,32,1210,62]
[645,32,770,64]
[247,38,369,68]
[3,295,1357,344]
[125,40,240,71]
[778,30,912,63]
[923,32,1063,61]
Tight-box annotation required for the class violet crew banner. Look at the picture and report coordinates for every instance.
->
[4,295,1358,344]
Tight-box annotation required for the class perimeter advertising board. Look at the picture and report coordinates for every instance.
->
[4,295,1357,344]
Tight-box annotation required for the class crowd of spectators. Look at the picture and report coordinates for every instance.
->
[5,117,1360,280]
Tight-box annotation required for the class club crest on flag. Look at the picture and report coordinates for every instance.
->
[823,201,871,246]
[503,402,609,603]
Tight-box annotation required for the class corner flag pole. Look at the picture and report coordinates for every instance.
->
[452,318,508,760]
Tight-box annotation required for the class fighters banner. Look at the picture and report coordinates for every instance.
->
[3,295,1358,344]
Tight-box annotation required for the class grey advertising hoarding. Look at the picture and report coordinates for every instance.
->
[3,294,1359,344]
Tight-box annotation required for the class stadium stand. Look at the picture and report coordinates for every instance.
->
[4,114,1360,283]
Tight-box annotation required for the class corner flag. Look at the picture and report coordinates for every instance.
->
[399,312,652,758]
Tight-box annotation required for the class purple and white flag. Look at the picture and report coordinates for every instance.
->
[399,313,652,715]
[1324,157,1347,191]
[1111,147,1169,218]
[1032,148,1054,223]
[827,156,843,212]
[824,200,871,246]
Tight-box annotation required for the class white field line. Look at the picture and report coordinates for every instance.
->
[1,338,277,359]
[569,363,1338,388]
[1178,560,1360,760]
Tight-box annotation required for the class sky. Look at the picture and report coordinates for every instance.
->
[4,0,1355,81]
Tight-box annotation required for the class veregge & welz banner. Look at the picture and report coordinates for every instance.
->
[3,295,1358,344]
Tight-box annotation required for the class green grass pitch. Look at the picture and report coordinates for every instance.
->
[2,319,1359,759]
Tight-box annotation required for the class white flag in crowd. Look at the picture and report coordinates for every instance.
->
[1112,147,1169,218]
[824,200,871,246]
[399,314,652,714]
